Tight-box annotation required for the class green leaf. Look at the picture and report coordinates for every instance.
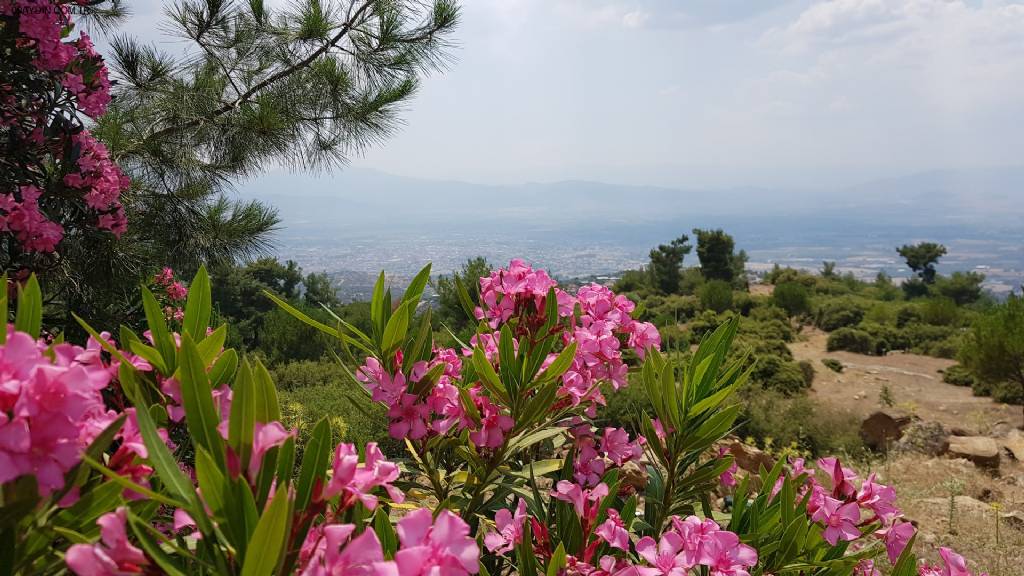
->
[229,360,257,472]
[14,274,42,338]
[195,324,227,364]
[128,515,188,576]
[210,348,238,386]
[381,301,410,354]
[370,271,386,340]
[401,263,432,308]
[240,486,291,576]
[472,347,509,404]
[183,265,212,340]
[546,543,567,576]
[252,358,281,423]
[538,342,577,382]
[195,446,227,517]
[295,418,332,512]
[263,289,337,337]
[453,275,477,319]
[374,507,398,559]
[178,333,226,465]
[141,285,177,374]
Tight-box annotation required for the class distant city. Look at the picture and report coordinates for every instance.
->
[272,230,1023,302]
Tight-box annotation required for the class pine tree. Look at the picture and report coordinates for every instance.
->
[50,0,459,329]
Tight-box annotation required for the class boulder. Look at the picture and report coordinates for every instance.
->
[894,421,949,456]
[1002,429,1024,461]
[947,436,1000,469]
[620,461,648,491]
[724,440,774,473]
[860,410,914,451]
[1002,510,1024,531]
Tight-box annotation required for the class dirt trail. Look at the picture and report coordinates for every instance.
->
[790,327,1023,433]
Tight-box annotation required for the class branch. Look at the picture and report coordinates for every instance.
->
[127,0,377,150]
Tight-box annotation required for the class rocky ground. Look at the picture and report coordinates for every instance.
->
[786,327,1024,575]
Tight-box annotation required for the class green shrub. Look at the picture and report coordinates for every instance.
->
[826,327,875,354]
[679,267,705,295]
[942,364,976,387]
[737,387,866,458]
[821,358,844,373]
[750,305,789,324]
[914,335,961,359]
[990,381,1024,405]
[857,322,907,354]
[750,355,809,395]
[699,280,733,313]
[798,360,815,387]
[271,359,346,391]
[773,282,810,317]
[895,305,922,328]
[687,310,730,341]
[279,383,400,457]
[733,291,754,316]
[901,277,930,299]
[815,299,865,331]
[920,297,960,326]
[764,266,817,287]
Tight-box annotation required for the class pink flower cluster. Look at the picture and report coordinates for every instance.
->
[0,186,64,252]
[0,326,118,495]
[152,267,188,321]
[633,516,757,576]
[299,509,479,576]
[357,261,660,449]
[571,424,644,487]
[322,442,404,510]
[1,0,128,256]
[62,131,129,236]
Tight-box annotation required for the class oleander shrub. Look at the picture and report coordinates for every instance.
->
[0,261,989,576]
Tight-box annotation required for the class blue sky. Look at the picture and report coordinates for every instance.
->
[105,0,1024,188]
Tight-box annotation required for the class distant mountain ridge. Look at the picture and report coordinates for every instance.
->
[245,166,1024,235]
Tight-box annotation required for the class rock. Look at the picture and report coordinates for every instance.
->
[894,421,949,457]
[949,427,971,437]
[860,410,914,452]
[990,421,1014,438]
[947,436,1001,469]
[1002,510,1024,531]
[1003,429,1024,461]
[922,496,992,517]
[724,440,774,473]
[620,461,648,491]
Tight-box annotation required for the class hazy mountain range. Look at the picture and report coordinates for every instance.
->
[240,166,1024,294]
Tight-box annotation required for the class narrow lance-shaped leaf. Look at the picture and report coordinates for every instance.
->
[183,265,212,340]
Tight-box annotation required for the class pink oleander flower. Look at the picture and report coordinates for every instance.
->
[66,508,149,575]
[574,441,607,487]
[322,442,404,510]
[818,456,858,498]
[166,281,188,301]
[635,532,690,575]
[553,481,609,523]
[938,547,971,576]
[394,509,480,576]
[0,328,111,495]
[697,531,758,576]
[718,447,738,488]
[154,267,175,286]
[357,358,406,406]
[857,473,899,523]
[627,321,661,359]
[875,521,915,564]
[601,427,642,466]
[854,559,881,576]
[388,393,430,440]
[248,421,294,478]
[595,509,630,551]
[468,394,513,449]
[299,524,394,576]
[811,496,861,545]
[484,498,528,554]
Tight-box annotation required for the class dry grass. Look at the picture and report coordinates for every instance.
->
[857,454,1024,575]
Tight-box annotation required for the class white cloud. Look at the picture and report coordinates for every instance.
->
[622,10,651,28]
